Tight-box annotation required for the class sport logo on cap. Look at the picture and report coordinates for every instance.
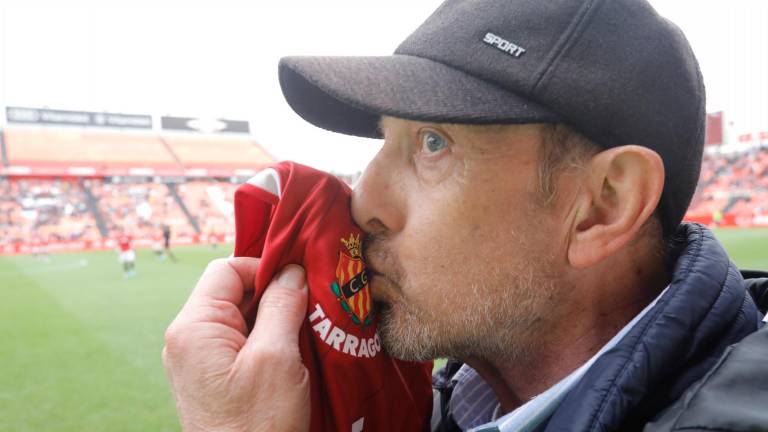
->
[483,32,526,58]
[331,233,373,326]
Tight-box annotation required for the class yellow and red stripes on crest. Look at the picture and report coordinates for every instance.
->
[335,252,356,286]
[335,252,372,321]
[349,284,372,322]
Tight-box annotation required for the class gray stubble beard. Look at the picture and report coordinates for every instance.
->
[376,266,552,364]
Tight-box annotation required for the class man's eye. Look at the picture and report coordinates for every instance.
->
[421,131,447,154]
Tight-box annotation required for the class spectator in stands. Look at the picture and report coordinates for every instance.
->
[0,178,100,249]
[0,177,242,254]
[688,146,768,226]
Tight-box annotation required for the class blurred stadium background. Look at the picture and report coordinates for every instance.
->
[0,107,764,256]
[0,106,363,432]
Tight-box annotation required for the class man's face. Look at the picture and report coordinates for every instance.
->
[352,117,564,362]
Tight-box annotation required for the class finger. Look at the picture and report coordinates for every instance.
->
[238,289,257,323]
[195,300,251,336]
[225,257,262,325]
[226,256,261,294]
[172,258,255,332]
[246,265,308,351]
[188,257,258,305]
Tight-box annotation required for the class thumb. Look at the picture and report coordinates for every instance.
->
[245,264,308,353]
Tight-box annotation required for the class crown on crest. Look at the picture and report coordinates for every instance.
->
[341,233,362,257]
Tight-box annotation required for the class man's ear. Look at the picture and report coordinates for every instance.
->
[567,145,664,268]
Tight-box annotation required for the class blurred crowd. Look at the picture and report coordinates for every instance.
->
[90,180,194,240]
[2,148,766,251]
[176,181,238,243]
[0,178,238,248]
[687,147,768,220]
[0,178,101,246]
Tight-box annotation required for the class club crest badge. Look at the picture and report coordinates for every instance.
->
[331,233,373,326]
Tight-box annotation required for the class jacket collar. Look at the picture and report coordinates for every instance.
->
[544,223,762,431]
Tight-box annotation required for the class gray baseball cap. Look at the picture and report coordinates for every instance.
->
[278,0,705,235]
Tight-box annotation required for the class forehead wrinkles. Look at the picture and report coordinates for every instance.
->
[448,123,542,160]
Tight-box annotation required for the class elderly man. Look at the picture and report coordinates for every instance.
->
[163,0,768,431]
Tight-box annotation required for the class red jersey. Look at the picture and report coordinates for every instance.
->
[117,236,132,252]
[234,162,432,432]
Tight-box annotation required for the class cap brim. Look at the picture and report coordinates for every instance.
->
[279,55,561,139]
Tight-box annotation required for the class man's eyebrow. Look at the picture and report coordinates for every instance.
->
[379,116,510,134]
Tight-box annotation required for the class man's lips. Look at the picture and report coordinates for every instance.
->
[369,271,399,304]
[363,241,402,303]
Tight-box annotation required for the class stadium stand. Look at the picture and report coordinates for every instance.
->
[91,181,195,240]
[686,146,768,226]
[4,127,181,176]
[0,131,9,167]
[0,109,274,254]
[0,175,242,254]
[1,107,765,255]
[0,178,102,253]
[163,135,273,177]
[176,181,238,243]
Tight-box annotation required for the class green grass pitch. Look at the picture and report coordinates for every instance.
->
[1,228,767,431]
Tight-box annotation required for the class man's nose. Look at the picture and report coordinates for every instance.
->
[351,147,405,234]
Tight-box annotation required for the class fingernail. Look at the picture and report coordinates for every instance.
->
[278,265,305,289]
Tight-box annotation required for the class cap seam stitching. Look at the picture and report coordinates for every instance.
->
[531,0,600,93]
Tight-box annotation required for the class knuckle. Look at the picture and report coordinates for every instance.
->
[204,258,228,274]
[161,346,171,368]
[207,300,243,327]
[163,324,186,354]
[260,287,299,311]
[294,364,310,388]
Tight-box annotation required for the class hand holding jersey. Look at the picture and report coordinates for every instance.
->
[164,162,433,432]
[163,258,310,432]
[231,162,432,431]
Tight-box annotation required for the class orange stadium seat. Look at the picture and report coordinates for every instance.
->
[0,178,101,246]
[163,135,273,169]
[686,147,768,224]
[91,182,196,240]
[4,128,179,167]
[177,181,238,240]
